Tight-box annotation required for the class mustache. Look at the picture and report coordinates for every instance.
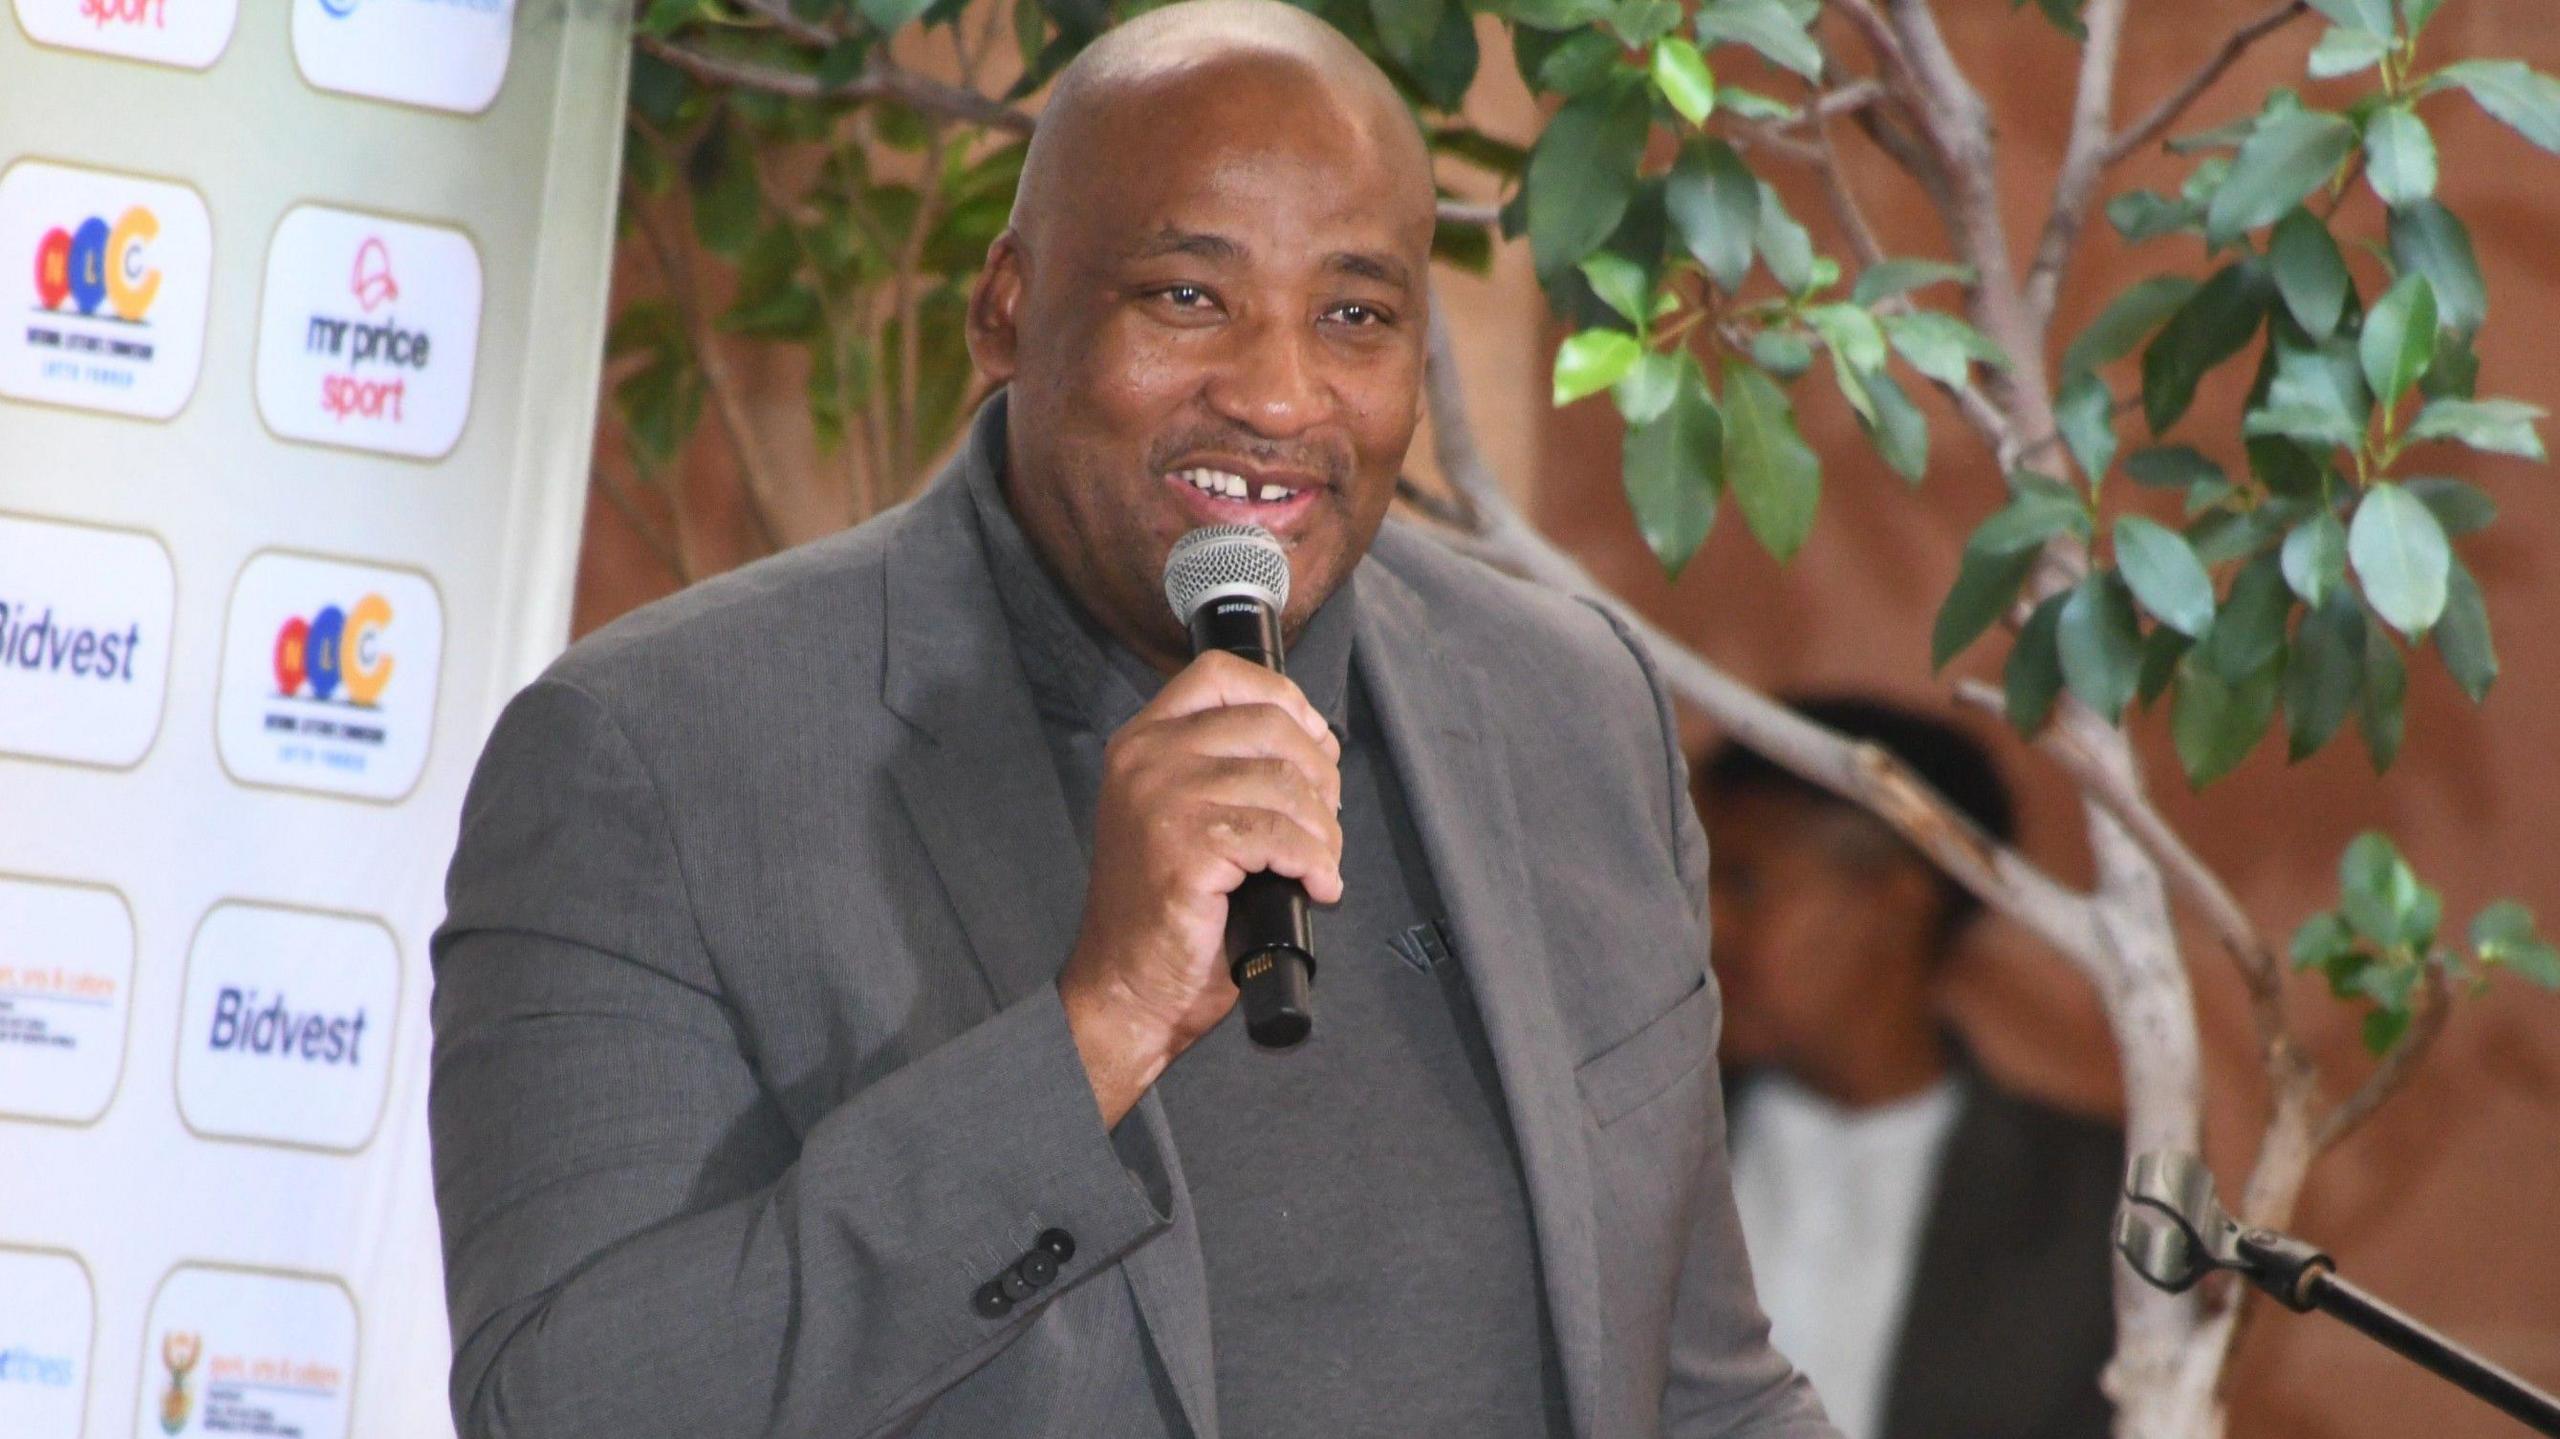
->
[1147,426,1352,488]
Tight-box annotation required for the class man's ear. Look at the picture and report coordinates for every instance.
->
[967,232,1025,382]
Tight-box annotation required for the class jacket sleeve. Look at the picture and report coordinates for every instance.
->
[428,677,1173,1438]
[1594,606,1844,1439]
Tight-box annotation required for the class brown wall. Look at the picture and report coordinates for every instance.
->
[572,7,2560,1433]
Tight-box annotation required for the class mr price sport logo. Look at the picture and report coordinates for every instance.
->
[256,205,480,458]
[29,207,160,359]
[272,594,394,713]
[303,236,430,424]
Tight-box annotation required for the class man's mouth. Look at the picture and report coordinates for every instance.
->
[1161,461,1328,531]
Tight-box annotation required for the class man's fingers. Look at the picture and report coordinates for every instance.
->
[1145,651,1337,757]
[1146,705,1343,813]
[1190,803,1346,905]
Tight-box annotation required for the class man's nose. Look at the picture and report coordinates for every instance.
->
[1204,312,1329,437]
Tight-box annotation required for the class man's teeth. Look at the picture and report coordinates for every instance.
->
[1176,468,1295,503]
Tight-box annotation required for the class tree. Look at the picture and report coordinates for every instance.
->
[602,0,2560,1432]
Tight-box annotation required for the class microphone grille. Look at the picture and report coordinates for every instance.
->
[1163,523,1291,622]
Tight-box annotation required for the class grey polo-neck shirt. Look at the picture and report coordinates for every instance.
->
[967,456,1571,1437]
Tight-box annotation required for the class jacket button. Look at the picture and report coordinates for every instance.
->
[1036,1228,1076,1263]
[999,1267,1038,1302]
[972,1279,1013,1319]
[1016,1250,1059,1288]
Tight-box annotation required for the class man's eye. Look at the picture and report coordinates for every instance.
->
[1327,303,1390,326]
[1158,285,1214,309]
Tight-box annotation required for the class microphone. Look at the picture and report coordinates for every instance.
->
[1163,523,1316,1050]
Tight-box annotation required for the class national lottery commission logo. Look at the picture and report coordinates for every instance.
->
[0,160,209,419]
[216,552,442,802]
[9,0,241,69]
[256,205,481,459]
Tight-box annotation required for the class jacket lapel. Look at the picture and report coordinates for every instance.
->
[1356,559,1608,1439]
[879,409,1220,1439]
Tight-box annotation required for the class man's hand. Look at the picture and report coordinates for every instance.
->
[1058,651,1343,1128]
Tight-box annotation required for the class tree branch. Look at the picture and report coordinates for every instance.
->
[594,463,695,587]
[637,34,1038,134]
[2103,1,2308,168]
[2024,0,2131,329]
[2314,968,2452,1151]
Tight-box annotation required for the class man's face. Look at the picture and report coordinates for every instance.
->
[1704,786,1946,1070]
[970,55,1434,668]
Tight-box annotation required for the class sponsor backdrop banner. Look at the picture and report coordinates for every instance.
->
[0,3,631,1434]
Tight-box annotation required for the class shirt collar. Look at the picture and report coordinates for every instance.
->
[962,395,1358,737]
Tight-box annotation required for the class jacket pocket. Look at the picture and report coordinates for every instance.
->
[1574,971,1713,1128]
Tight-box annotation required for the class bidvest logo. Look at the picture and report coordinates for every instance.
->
[0,1247,92,1439]
[0,875,136,1126]
[137,1266,356,1439]
[11,0,240,69]
[255,207,481,459]
[178,902,399,1152]
[291,0,513,114]
[0,161,209,418]
[216,551,442,802]
[0,512,175,769]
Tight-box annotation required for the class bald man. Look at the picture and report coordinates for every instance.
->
[428,4,1835,1436]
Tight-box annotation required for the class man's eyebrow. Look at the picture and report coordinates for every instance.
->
[1127,229,1245,263]
[1329,251,1413,290]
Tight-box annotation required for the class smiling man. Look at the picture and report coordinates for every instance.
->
[427,4,1835,1436]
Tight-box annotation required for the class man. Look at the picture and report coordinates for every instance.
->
[1695,699,2121,1439]
[428,4,1835,1435]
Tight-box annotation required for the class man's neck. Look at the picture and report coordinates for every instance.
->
[1785,1015,1948,1111]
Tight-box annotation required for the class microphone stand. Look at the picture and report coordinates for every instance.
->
[2116,1151,2560,1436]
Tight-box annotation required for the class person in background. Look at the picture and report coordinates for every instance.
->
[1695,698,2122,1439]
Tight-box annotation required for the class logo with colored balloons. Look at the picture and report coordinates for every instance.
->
[32,206,162,330]
[272,595,395,709]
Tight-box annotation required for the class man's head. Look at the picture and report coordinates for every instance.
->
[1694,698,2017,1082]
[967,0,1439,671]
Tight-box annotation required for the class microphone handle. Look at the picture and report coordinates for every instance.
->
[1187,594,1316,1049]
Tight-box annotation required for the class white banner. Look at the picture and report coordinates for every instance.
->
[0,2,631,1434]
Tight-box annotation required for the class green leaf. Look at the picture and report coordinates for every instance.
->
[2304,0,2391,33]
[1623,358,1725,577]
[1499,0,1613,28]
[1750,181,1815,294]
[2404,476,2496,535]
[2199,550,2291,682]
[2059,573,2144,720]
[1611,0,1685,46]
[1969,474,2091,556]
[2282,512,2348,607]
[859,0,938,34]
[2286,590,2366,759]
[1851,259,1969,308]
[1534,31,1626,95]
[2138,625,2193,706]
[2142,261,2273,434]
[1613,349,1683,425]
[1580,253,1654,326]
[2173,653,2279,786]
[2387,200,2486,333]
[2420,327,2480,400]
[2359,622,2408,771]
[2339,831,2423,947]
[2362,1007,2413,1056]
[1861,368,1931,483]
[1884,311,2009,388]
[2473,901,2560,987]
[2292,909,2360,971]
[1667,139,1761,293]
[2435,556,2497,702]
[2359,272,2438,409]
[2408,397,2548,459]
[1692,0,1824,80]
[1553,328,1645,405]
[2244,404,2362,449]
[2349,482,2451,637]
[2056,371,2119,488]
[2269,209,2352,342]
[1805,303,1889,374]
[2116,516,2217,636]
[688,117,762,260]
[2363,105,2439,207]
[2125,445,2227,491]
[2206,108,2358,246]
[2402,0,2448,37]
[1652,37,1717,124]
[2433,59,2560,155]
[2106,189,2202,245]
[2269,331,2371,431]
[1932,546,2040,670]
[1750,329,1814,378]
[1526,88,1651,278]
[2005,592,2070,734]
[1369,0,1447,69]
[2307,26,2391,79]
[2063,276,2198,384]
[1721,359,1823,562]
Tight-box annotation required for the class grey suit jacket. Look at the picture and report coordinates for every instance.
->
[429,398,1837,1439]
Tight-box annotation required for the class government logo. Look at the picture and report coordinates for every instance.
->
[0,161,209,419]
[0,1247,91,1439]
[291,0,513,114]
[0,875,135,1125]
[178,902,400,1152]
[255,207,482,459]
[10,0,240,69]
[215,551,443,802]
[137,1266,356,1439]
[0,512,175,768]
